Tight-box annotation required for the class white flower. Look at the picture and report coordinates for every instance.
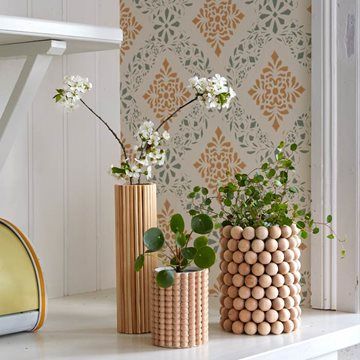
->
[54,75,92,110]
[135,157,150,167]
[162,130,170,141]
[188,76,208,94]
[188,74,236,110]
[146,166,152,180]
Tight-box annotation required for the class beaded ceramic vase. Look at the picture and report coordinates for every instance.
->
[219,224,302,335]
[151,268,209,348]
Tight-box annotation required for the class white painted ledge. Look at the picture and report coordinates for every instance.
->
[0,15,123,53]
[0,290,359,360]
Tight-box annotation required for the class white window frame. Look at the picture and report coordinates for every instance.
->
[311,0,360,312]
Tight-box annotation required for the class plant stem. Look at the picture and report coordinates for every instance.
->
[155,97,198,132]
[164,240,178,259]
[80,99,129,161]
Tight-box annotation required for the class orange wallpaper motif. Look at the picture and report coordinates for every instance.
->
[248,51,305,131]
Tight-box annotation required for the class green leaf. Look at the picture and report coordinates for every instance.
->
[261,162,269,170]
[175,232,187,248]
[300,230,308,239]
[253,174,264,183]
[194,246,216,269]
[189,209,198,216]
[267,169,276,178]
[170,213,185,233]
[340,249,346,258]
[194,236,208,249]
[144,228,164,252]
[181,247,197,260]
[135,254,144,272]
[327,215,333,223]
[327,234,335,239]
[201,188,209,195]
[278,141,285,149]
[191,214,213,234]
[296,221,305,229]
[290,143,298,151]
[111,166,125,174]
[156,269,175,288]
[313,227,320,234]
[193,186,200,192]
[289,186,298,193]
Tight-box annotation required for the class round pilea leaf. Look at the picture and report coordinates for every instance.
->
[135,254,144,272]
[181,247,197,260]
[144,227,164,252]
[175,232,187,248]
[156,269,175,288]
[194,246,216,269]
[191,214,213,234]
[170,213,185,233]
[194,236,208,249]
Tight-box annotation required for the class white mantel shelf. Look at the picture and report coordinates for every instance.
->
[0,15,122,172]
[0,15,122,53]
[1,289,359,360]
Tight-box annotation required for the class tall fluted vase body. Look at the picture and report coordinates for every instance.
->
[115,183,157,334]
[152,267,209,348]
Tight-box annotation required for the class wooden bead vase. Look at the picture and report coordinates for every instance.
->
[152,268,209,348]
[219,225,302,335]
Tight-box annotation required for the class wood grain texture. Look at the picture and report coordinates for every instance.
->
[152,268,209,348]
[115,184,157,334]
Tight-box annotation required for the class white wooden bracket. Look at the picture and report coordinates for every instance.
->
[0,40,66,170]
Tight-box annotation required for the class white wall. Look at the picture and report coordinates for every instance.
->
[0,0,120,298]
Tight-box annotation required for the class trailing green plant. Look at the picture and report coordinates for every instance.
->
[135,213,216,288]
[188,142,345,257]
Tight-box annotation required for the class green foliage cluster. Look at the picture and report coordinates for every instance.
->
[135,213,216,288]
[189,142,342,251]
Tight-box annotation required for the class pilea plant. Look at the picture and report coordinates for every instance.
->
[188,142,345,256]
[135,213,216,288]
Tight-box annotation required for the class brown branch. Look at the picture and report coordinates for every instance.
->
[155,97,198,132]
[80,99,129,160]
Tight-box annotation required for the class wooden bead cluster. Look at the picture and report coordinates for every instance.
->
[152,268,209,348]
[219,225,302,335]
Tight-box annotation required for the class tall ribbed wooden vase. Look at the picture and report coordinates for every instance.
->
[115,183,157,334]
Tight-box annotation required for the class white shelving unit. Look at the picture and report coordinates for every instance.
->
[0,15,122,170]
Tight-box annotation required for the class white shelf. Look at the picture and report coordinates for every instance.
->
[0,15,122,54]
[1,289,359,360]
[0,15,122,171]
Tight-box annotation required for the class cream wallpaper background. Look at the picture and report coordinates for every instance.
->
[120,0,312,305]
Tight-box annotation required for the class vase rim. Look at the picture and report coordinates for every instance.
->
[114,182,156,187]
[154,266,208,274]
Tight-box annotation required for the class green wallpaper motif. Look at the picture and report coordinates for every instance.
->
[120,0,311,305]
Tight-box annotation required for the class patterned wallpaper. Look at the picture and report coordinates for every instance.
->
[120,0,312,305]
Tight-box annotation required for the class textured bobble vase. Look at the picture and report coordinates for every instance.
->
[219,224,302,335]
[152,267,209,348]
[115,184,157,334]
